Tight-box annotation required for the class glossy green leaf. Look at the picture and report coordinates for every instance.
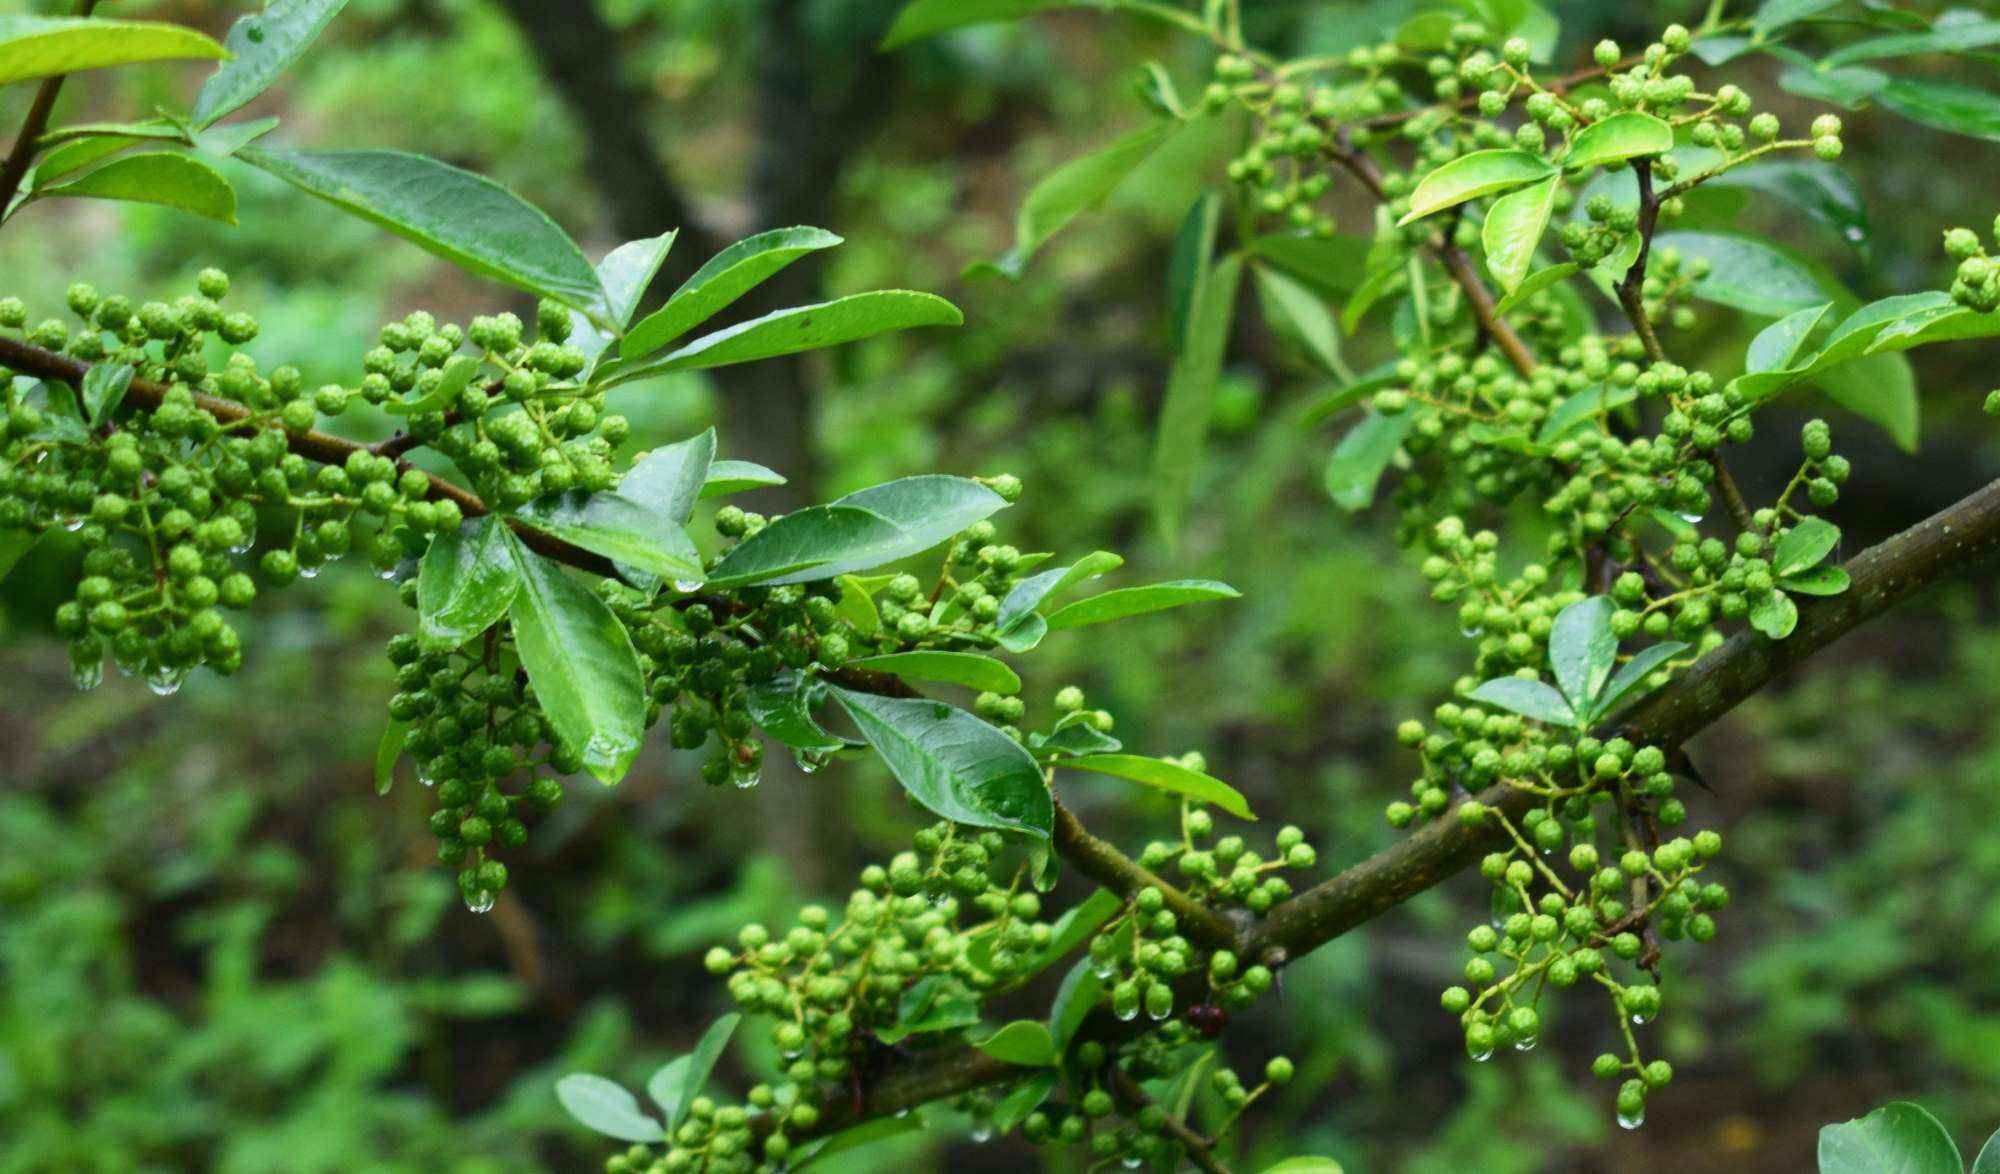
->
[992,1071,1058,1134]
[383,353,478,416]
[555,1075,664,1143]
[0,528,41,583]
[1773,517,1841,576]
[1565,111,1673,171]
[622,227,843,359]
[789,1116,924,1171]
[1825,16,2000,68]
[508,541,646,785]
[834,475,1010,558]
[570,231,678,370]
[1398,150,1555,226]
[1751,590,1799,640]
[645,1013,740,1132]
[1595,642,1690,719]
[1817,1101,1962,1174]
[1785,565,1851,595]
[1002,889,1120,984]
[1877,77,2000,142]
[995,551,1124,632]
[1043,579,1240,631]
[1538,384,1634,443]
[1655,230,1829,317]
[1324,409,1413,511]
[836,575,882,636]
[1033,714,1123,759]
[192,0,350,128]
[1815,350,1919,452]
[1755,0,1842,37]
[1262,1160,1346,1174]
[1481,174,1559,294]
[1971,1124,2000,1174]
[611,291,961,381]
[1467,677,1577,726]
[1494,262,1580,314]
[79,362,132,426]
[974,1020,1058,1067]
[619,430,715,529]
[1254,264,1344,374]
[700,459,786,499]
[239,147,608,321]
[881,0,1068,48]
[512,490,705,586]
[374,719,407,796]
[1549,595,1616,710]
[1748,303,1832,374]
[191,115,279,158]
[40,152,236,223]
[1247,233,1372,298]
[1711,161,1869,254]
[745,675,854,754]
[1059,753,1254,820]
[706,505,906,588]
[849,651,1022,694]
[974,122,1176,278]
[0,15,225,86]
[830,689,1053,839]
[416,517,521,651]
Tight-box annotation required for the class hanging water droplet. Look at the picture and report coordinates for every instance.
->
[1092,961,1117,980]
[298,564,320,580]
[672,579,703,594]
[1617,1107,1645,1130]
[63,518,84,532]
[793,751,825,774]
[1677,512,1704,526]
[1468,1046,1495,1062]
[893,1109,911,1120]
[464,889,496,914]
[969,1126,993,1144]
[230,540,254,555]
[377,567,399,581]
[732,769,761,790]
[1147,1003,1170,1021]
[1121,1156,1143,1169]
[71,660,103,691]
[1845,226,1864,242]
[1630,1012,1654,1026]
[1114,1002,1140,1022]
[1513,1037,1537,1052]
[1460,625,1482,639]
[146,666,187,697]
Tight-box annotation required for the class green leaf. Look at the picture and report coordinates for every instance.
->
[0,528,42,582]
[239,147,608,322]
[992,1071,1058,1135]
[512,491,705,586]
[1481,174,1559,293]
[1254,264,1344,374]
[1152,248,1242,540]
[39,152,236,224]
[1324,409,1413,511]
[1747,303,1832,374]
[1772,517,1841,576]
[416,517,521,651]
[1494,261,1580,315]
[375,719,406,796]
[570,232,678,371]
[974,1020,1058,1067]
[1467,677,1577,726]
[710,476,1006,588]
[1780,64,1889,109]
[1754,0,1843,37]
[619,430,716,530]
[1818,1101,1963,1174]
[881,0,1068,48]
[1655,230,1829,317]
[192,0,350,128]
[1877,77,2000,142]
[1784,565,1851,595]
[1538,383,1634,443]
[745,675,855,754]
[790,1117,924,1172]
[1004,889,1120,984]
[849,651,1022,694]
[1971,1125,2000,1174]
[879,976,982,1045]
[645,1013,740,1132]
[1565,111,1674,171]
[1059,753,1254,820]
[0,15,225,86]
[1247,233,1372,298]
[609,291,961,381]
[836,575,882,636]
[508,539,647,785]
[994,551,1122,651]
[1549,595,1616,711]
[1043,579,1240,631]
[555,1075,664,1143]
[79,362,132,426]
[1825,16,2000,68]
[830,688,1053,839]
[1595,642,1690,719]
[1398,149,1555,226]
[1750,590,1799,640]
[191,115,278,158]
[700,459,786,499]
[1262,1161,1346,1174]
[622,227,843,359]
[1711,161,1869,254]
[974,123,1177,278]
[383,353,479,416]
[1815,350,1918,452]
[1033,713,1123,759]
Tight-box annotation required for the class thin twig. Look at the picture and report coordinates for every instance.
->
[1109,1065,1235,1174]
[0,0,102,214]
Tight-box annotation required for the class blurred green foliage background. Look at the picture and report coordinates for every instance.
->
[3,0,2000,1170]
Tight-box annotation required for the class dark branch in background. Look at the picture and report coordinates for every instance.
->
[488,0,720,254]
[0,0,102,210]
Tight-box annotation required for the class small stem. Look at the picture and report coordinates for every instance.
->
[0,0,102,216]
[1108,1066,1235,1174]
[1616,160,1667,366]
[1053,799,1240,952]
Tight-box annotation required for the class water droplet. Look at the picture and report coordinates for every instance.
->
[1845,226,1864,242]
[299,565,320,580]
[1618,1107,1645,1130]
[1677,512,1704,526]
[464,889,495,914]
[1114,1003,1140,1022]
[71,660,103,691]
[63,518,84,532]
[1121,1158,1143,1169]
[230,540,253,555]
[377,567,399,581]
[793,751,825,774]
[1513,1037,1537,1052]
[732,769,761,790]
[1468,1046,1495,1062]
[1147,1003,1170,1021]
[893,1109,911,1120]
[1460,625,1482,638]
[672,579,703,594]
[1630,1012,1654,1026]
[1091,961,1116,980]
[146,666,188,696]
[970,1126,993,1144]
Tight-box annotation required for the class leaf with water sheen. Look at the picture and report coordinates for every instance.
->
[622,227,843,358]
[416,517,521,651]
[1467,677,1577,727]
[974,1020,1058,1067]
[1398,149,1554,225]
[618,430,716,530]
[848,652,1022,694]
[1324,410,1413,511]
[701,459,786,499]
[831,688,1053,839]
[0,15,225,86]
[1481,174,1559,294]
[512,491,704,586]
[1549,596,1617,711]
[1817,1101,1962,1174]
[1059,753,1254,819]
[1564,111,1673,171]
[508,541,646,785]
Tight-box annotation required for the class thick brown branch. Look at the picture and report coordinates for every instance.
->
[1054,799,1241,952]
